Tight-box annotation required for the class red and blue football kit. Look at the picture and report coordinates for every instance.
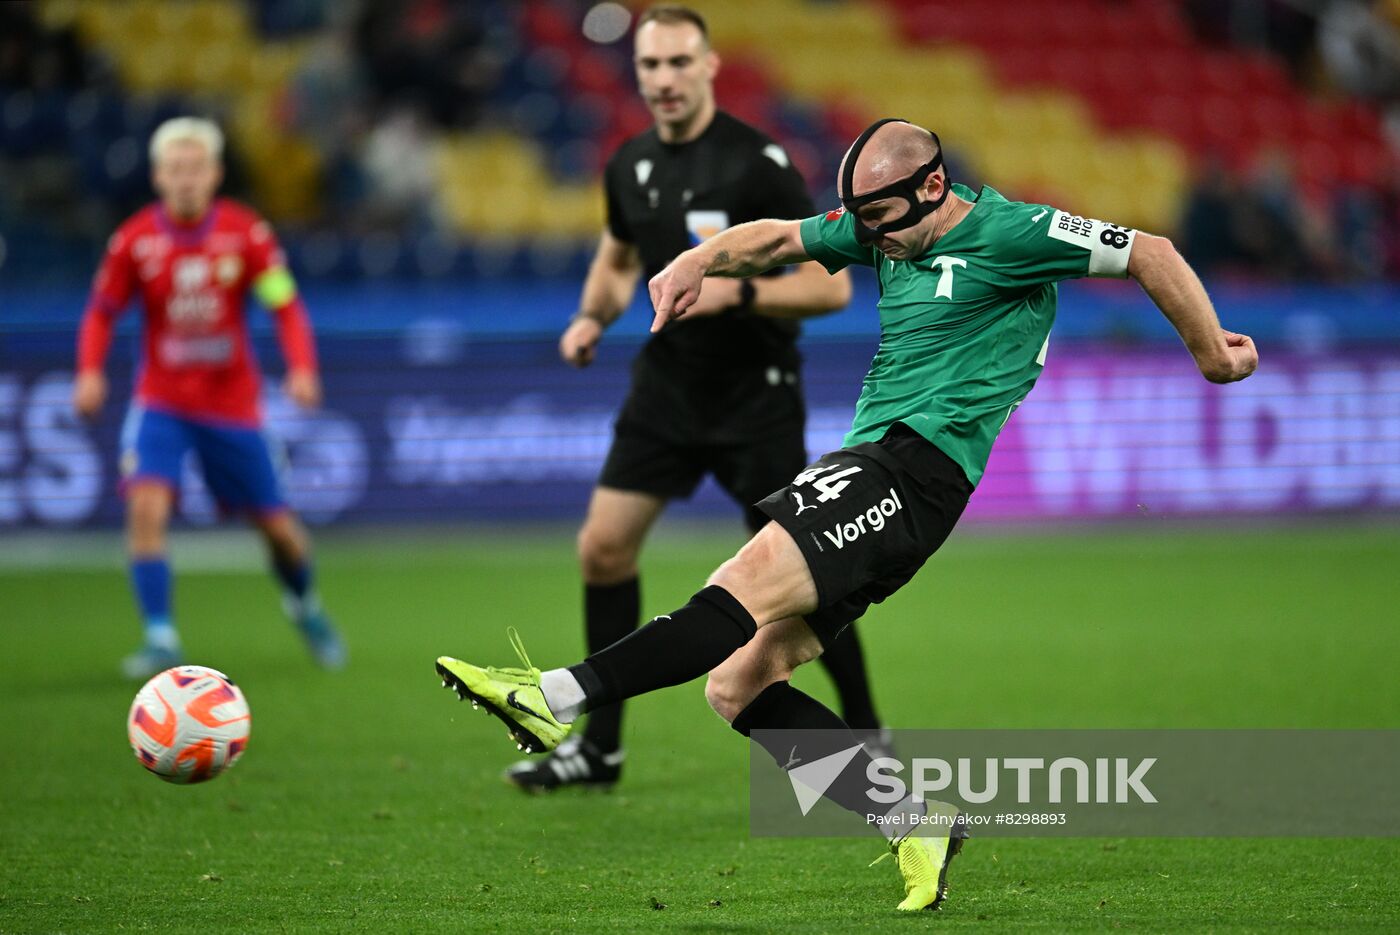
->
[77,199,318,513]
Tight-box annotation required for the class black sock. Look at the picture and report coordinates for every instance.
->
[568,585,756,713]
[815,626,881,731]
[732,681,879,817]
[580,578,639,753]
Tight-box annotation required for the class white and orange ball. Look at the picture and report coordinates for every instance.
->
[127,666,250,784]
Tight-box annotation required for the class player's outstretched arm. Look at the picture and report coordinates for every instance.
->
[648,219,808,332]
[1127,233,1258,384]
[562,231,642,367]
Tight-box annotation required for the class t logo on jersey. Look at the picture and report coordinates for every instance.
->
[931,255,966,299]
[686,210,730,245]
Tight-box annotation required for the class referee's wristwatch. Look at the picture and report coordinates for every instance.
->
[736,278,757,313]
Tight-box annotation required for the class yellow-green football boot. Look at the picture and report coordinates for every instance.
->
[872,810,967,912]
[435,628,569,754]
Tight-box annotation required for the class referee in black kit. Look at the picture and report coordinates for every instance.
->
[505,4,885,791]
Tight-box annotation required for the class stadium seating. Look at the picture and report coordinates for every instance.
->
[38,0,323,220]
[882,0,1392,198]
[434,131,603,239]
[1,0,1393,278]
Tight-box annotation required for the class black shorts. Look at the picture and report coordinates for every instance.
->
[599,414,808,533]
[756,423,973,648]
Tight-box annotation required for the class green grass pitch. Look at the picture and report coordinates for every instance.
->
[2,522,1398,932]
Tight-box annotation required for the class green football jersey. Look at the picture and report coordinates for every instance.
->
[799,183,1136,486]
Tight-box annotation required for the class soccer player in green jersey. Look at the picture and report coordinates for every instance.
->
[435,119,1258,912]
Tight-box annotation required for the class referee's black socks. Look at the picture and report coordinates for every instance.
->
[816,628,881,732]
[579,577,640,752]
[566,585,757,712]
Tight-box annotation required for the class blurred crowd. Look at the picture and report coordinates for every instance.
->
[1178,0,1400,278]
[0,0,516,246]
[1180,152,1400,280]
[2,0,1399,282]
[286,0,520,233]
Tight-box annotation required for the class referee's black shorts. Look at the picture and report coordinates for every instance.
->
[755,423,973,649]
[599,412,808,534]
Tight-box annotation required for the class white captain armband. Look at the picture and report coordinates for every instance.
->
[1046,210,1136,277]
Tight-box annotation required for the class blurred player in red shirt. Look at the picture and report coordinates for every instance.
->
[73,117,346,679]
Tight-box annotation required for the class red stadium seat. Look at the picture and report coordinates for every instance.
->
[871,0,1393,202]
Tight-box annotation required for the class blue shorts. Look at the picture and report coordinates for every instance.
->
[120,405,288,515]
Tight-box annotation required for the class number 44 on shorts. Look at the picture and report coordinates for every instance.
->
[791,463,863,506]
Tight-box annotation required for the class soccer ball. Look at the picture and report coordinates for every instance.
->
[128,665,251,784]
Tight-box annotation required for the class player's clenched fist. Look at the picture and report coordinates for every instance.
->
[1202,331,1258,384]
[560,316,604,368]
[73,370,107,420]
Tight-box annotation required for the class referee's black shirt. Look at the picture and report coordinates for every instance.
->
[603,110,816,438]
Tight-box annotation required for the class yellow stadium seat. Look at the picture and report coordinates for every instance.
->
[120,1,166,44]
[248,137,321,221]
[184,0,249,44]
[787,5,894,49]
[122,47,182,94]
[151,3,195,39]
[49,0,322,222]
[433,131,604,242]
[739,0,1192,234]
[70,2,127,47]
[550,185,607,238]
[37,0,82,31]
[186,43,242,93]
[702,0,790,49]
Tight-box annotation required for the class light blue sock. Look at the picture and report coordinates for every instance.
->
[273,557,319,619]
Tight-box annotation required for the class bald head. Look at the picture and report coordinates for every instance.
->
[839,120,939,198]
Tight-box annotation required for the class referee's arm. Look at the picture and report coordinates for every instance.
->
[741,258,850,321]
[562,231,643,367]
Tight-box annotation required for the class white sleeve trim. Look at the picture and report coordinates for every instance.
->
[1046,210,1136,278]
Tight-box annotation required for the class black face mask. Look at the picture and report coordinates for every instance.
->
[840,118,949,245]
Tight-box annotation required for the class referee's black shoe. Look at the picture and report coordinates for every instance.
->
[503,737,624,792]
